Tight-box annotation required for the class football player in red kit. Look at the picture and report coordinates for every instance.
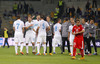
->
[72,20,85,60]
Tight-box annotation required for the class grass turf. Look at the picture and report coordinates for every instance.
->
[0,46,100,64]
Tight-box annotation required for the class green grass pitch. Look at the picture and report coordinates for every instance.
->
[0,46,100,64]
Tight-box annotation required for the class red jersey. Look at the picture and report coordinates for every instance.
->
[72,25,84,49]
[72,25,84,38]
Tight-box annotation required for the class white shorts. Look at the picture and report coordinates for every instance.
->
[14,32,24,43]
[69,37,74,45]
[52,35,62,46]
[37,35,46,43]
[25,33,36,44]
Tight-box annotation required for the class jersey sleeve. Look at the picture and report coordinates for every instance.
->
[68,26,71,32]
[81,25,84,31]
[13,22,15,27]
[46,22,49,27]
[22,22,24,28]
[72,26,75,32]
[25,22,27,27]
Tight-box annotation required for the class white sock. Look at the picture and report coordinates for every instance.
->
[26,45,28,53]
[70,46,73,55]
[15,44,18,54]
[20,43,23,52]
[53,46,55,52]
[32,45,36,52]
[43,44,46,54]
[37,44,40,53]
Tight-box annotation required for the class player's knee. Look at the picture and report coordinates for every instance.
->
[15,42,18,44]
[43,42,46,44]
[37,42,40,44]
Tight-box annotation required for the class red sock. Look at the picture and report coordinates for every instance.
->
[73,48,76,56]
[80,49,84,57]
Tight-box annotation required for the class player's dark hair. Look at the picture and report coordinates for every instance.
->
[76,19,80,23]
[40,14,45,19]
[90,18,94,21]
[65,18,68,21]
[57,18,61,22]
[17,16,20,19]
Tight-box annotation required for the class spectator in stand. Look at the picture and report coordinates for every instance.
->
[86,0,91,10]
[0,17,2,29]
[29,4,34,14]
[24,2,29,14]
[77,7,82,18]
[13,3,18,16]
[18,1,23,14]
[71,6,75,17]
[92,0,97,8]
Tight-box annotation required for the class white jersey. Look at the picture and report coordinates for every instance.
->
[38,20,49,36]
[53,23,61,36]
[69,25,75,38]
[69,25,75,45]
[25,21,35,34]
[13,19,24,33]
[32,20,40,33]
[13,19,24,43]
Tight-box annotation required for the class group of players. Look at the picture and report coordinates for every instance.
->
[13,14,97,60]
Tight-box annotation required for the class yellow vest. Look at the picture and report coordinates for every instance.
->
[13,4,18,10]
[56,8,59,13]
[59,1,63,6]
[4,30,8,38]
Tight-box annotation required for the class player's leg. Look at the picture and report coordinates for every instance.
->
[72,48,76,59]
[36,36,41,55]
[32,42,36,54]
[67,37,71,54]
[52,38,56,54]
[42,36,46,55]
[92,37,97,55]
[14,37,18,55]
[61,37,65,54]
[19,34,24,55]
[80,49,84,60]
[70,38,73,56]
[49,36,52,55]
[31,35,36,54]
[45,36,48,54]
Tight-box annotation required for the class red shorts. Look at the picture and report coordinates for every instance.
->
[73,37,84,49]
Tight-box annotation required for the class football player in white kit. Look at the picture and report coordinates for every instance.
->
[36,15,50,55]
[32,15,40,54]
[13,16,24,55]
[68,20,75,56]
[25,16,36,55]
[53,18,62,54]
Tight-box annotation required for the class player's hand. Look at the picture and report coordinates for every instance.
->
[32,15,35,19]
[89,33,92,37]
[75,32,79,35]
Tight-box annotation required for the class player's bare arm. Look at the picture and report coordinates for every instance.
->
[75,29,85,35]
[13,27,15,31]
[25,24,33,29]
[68,32,70,40]
[22,27,24,33]
[46,26,50,32]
